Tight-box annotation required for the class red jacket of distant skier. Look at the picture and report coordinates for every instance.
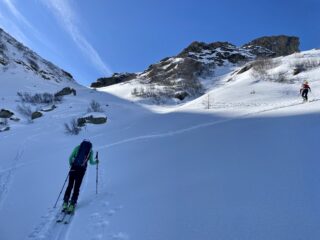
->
[301,83,310,89]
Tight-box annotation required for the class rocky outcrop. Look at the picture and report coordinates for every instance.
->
[0,109,14,118]
[145,57,205,83]
[174,91,189,101]
[91,73,137,88]
[243,35,300,57]
[177,41,255,66]
[178,41,237,57]
[0,42,9,65]
[31,111,43,120]
[10,116,20,122]
[0,126,10,132]
[54,87,76,97]
[77,114,107,127]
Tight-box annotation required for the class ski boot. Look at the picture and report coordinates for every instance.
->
[62,201,68,212]
[67,202,76,214]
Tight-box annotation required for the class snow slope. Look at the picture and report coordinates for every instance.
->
[1,49,320,240]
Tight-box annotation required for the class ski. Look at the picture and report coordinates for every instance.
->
[63,212,75,224]
[56,211,67,223]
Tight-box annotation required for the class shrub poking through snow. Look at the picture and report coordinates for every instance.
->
[87,100,104,113]
[17,92,62,105]
[64,118,81,135]
[291,59,320,75]
[202,93,214,109]
[0,117,8,126]
[131,79,203,103]
[17,104,33,122]
[250,58,280,81]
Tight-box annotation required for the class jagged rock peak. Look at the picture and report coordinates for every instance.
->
[243,35,300,57]
[178,41,236,57]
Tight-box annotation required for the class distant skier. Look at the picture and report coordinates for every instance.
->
[300,80,311,102]
[62,140,99,213]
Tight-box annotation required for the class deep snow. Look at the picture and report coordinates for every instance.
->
[0,49,320,240]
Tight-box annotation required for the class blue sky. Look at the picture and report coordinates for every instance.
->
[0,0,319,86]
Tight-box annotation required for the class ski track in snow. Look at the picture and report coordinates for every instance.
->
[0,144,25,210]
[28,208,71,240]
[0,124,60,212]
[97,98,320,150]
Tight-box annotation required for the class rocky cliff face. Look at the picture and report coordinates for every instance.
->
[0,28,74,83]
[243,35,300,57]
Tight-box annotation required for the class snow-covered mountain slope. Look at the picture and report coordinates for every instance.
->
[0,28,74,84]
[101,49,320,114]
[1,29,320,240]
[2,81,320,240]
[0,27,82,115]
[91,35,299,103]
[180,50,320,113]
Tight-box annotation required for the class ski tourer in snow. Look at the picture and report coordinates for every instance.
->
[300,80,311,102]
[62,140,99,213]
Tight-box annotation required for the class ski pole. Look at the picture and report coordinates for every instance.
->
[53,170,70,208]
[96,151,99,195]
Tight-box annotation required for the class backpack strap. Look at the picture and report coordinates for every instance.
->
[81,150,92,167]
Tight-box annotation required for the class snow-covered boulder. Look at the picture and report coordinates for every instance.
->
[0,126,9,132]
[31,111,43,120]
[9,116,20,122]
[77,113,107,126]
[41,105,57,112]
[54,87,76,97]
[0,109,14,118]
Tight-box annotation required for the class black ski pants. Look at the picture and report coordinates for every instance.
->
[63,167,86,204]
[301,89,309,101]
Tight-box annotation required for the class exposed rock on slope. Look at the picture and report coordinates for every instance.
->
[0,28,75,83]
[91,73,137,88]
[243,35,300,57]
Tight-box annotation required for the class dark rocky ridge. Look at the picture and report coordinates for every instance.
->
[91,73,137,88]
[243,35,299,57]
